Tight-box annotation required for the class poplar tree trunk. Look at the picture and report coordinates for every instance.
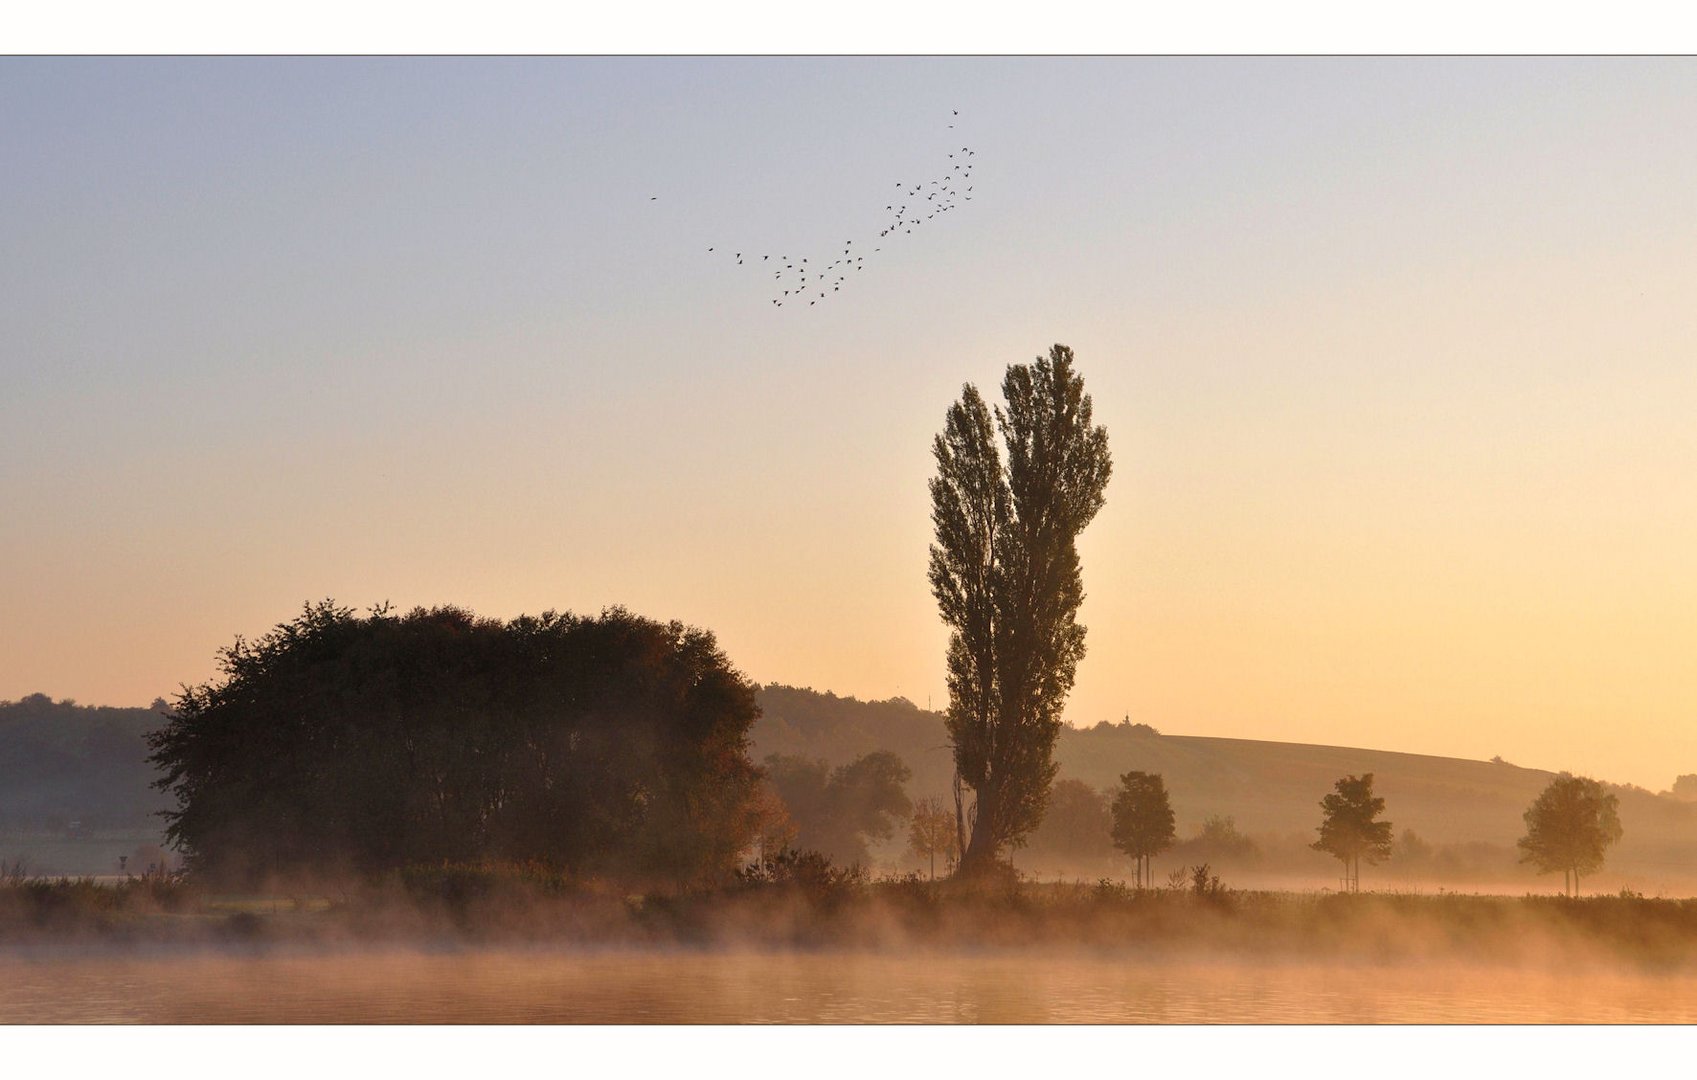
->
[952,770,969,870]
[961,790,998,872]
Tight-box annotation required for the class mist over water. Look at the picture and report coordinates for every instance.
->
[8,947,1697,1023]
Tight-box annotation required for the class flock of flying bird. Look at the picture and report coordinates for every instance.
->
[701,111,977,309]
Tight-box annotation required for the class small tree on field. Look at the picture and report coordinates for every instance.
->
[1517,773,1622,897]
[1312,773,1392,893]
[1109,771,1175,889]
[908,796,960,881]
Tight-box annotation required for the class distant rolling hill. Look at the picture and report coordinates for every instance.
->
[6,686,1691,890]
[0,693,169,830]
[752,684,1697,892]
[0,693,172,876]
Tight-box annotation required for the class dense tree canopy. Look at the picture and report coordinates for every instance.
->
[1109,771,1175,888]
[1312,773,1393,893]
[763,750,913,867]
[929,344,1112,871]
[1025,778,1113,863]
[147,601,763,886]
[1517,773,1623,897]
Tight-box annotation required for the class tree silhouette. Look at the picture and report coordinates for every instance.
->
[147,601,763,886]
[928,344,1112,873]
[1110,771,1175,888]
[1312,773,1393,893]
[1517,773,1622,897]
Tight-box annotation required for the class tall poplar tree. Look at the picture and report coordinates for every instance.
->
[928,344,1112,872]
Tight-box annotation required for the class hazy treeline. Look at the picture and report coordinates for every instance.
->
[753,686,948,791]
[762,751,912,866]
[0,694,170,830]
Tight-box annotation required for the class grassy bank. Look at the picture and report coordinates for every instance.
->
[6,863,1697,969]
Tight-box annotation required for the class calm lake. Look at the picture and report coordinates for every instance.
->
[7,947,1697,1023]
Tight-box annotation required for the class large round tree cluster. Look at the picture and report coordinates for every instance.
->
[148,601,762,887]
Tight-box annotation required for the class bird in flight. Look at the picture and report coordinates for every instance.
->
[708,109,977,310]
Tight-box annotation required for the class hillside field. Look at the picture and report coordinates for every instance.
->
[753,685,1697,894]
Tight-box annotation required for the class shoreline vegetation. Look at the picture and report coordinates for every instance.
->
[6,859,1697,971]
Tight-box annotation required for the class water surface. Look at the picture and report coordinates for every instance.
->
[6,948,1695,1023]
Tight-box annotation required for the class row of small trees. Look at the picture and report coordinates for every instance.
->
[926,347,1628,896]
[1307,770,1625,896]
[909,767,1626,896]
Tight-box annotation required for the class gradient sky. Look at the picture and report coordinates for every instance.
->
[5,57,1696,790]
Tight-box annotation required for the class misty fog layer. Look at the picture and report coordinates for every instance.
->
[9,947,1697,1023]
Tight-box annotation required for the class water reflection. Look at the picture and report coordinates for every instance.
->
[5,949,1696,1024]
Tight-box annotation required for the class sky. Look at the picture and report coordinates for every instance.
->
[4,57,1696,790]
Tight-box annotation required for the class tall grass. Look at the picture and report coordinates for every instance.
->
[7,853,1697,968]
[0,872,200,938]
